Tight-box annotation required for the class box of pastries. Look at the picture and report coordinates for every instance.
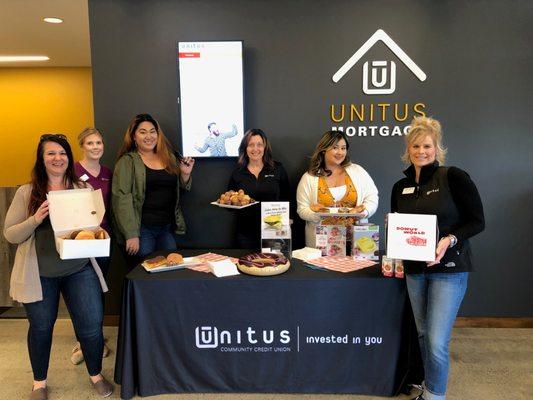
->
[47,188,110,259]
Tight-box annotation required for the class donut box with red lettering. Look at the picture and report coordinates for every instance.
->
[386,213,437,262]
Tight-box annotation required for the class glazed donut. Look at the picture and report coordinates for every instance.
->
[69,230,82,240]
[74,230,95,240]
[237,253,290,276]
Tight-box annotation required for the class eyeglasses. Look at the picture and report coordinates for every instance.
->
[39,133,67,142]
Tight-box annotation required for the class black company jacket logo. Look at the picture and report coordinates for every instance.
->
[332,29,426,95]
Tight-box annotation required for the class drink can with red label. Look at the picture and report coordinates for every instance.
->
[394,259,405,278]
[381,256,394,277]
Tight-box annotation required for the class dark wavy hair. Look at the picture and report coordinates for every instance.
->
[308,130,351,176]
[117,113,178,174]
[28,134,80,215]
[237,129,275,169]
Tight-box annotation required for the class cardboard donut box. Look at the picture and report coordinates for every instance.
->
[48,188,110,259]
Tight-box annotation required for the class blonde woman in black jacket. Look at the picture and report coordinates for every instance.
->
[391,116,484,400]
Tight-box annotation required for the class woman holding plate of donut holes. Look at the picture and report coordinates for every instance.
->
[3,134,113,399]
[296,130,379,248]
[390,116,484,400]
[227,128,290,248]
[112,113,194,267]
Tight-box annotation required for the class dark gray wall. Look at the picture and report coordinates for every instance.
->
[89,0,533,317]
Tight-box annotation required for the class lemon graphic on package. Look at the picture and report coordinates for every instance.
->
[356,237,376,253]
[264,214,282,229]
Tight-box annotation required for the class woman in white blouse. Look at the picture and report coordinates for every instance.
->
[296,130,379,247]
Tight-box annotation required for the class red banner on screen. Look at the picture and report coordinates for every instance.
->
[179,52,200,58]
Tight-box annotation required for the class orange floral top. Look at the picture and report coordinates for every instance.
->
[317,173,358,226]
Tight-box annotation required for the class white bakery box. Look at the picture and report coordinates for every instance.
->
[48,188,110,259]
[386,212,437,262]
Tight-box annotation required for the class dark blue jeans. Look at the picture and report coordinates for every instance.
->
[23,264,104,380]
[138,224,177,258]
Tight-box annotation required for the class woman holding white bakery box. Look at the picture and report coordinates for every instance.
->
[3,134,113,400]
[390,116,484,400]
[296,130,379,247]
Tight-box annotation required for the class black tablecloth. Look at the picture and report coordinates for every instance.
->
[115,249,419,399]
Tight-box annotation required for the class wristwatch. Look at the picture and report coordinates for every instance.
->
[447,234,458,248]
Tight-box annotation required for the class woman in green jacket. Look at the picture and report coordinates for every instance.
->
[112,114,194,264]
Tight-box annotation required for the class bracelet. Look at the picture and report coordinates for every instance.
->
[447,234,457,247]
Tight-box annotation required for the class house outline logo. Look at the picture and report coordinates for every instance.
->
[332,29,426,95]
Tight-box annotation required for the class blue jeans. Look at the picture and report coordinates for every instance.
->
[138,224,177,258]
[406,272,468,400]
[23,264,104,380]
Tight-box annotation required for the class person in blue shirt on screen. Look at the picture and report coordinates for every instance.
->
[194,122,238,156]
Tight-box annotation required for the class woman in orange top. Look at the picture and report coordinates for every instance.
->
[296,130,379,247]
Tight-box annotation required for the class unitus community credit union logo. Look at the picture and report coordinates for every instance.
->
[194,325,386,353]
[330,29,428,137]
[195,326,292,352]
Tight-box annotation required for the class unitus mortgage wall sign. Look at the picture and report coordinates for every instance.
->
[330,29,428,137]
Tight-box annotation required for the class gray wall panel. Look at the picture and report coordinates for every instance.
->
[89,0,533,316]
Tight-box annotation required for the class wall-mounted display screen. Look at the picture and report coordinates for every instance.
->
[178,41,244,157]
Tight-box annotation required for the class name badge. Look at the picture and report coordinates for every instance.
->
[402,187,415,194]
[80,174,89,182]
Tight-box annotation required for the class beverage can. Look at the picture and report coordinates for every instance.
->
[394,259,405,278]
[381,256,394,277]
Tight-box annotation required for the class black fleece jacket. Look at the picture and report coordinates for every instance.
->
[391,162,485,273]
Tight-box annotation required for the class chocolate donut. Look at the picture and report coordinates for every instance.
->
[237,253,290,276]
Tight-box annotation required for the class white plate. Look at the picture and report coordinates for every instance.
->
[211,201,258,209]
[142,257,203,273]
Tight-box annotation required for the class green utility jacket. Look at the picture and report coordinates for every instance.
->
[111,151,191,244]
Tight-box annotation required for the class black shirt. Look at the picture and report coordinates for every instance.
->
[391,162,485,273]
[142,166,178,226]
[35,217,89,277]
[228,161,290,246]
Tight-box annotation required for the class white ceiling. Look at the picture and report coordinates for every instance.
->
[0,0,90,67]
